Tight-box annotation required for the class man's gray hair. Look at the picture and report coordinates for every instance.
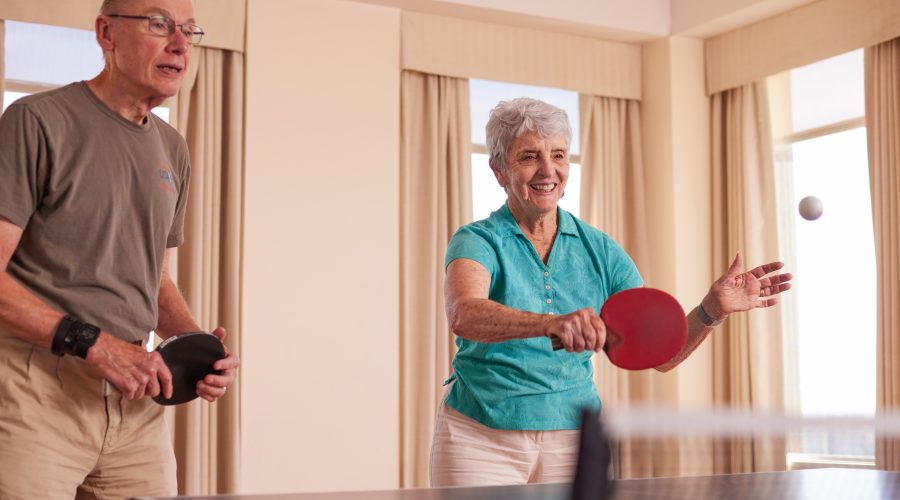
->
[100,0,119,14]
[486,97,572,170]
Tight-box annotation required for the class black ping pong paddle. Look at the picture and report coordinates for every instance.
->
[152,331,226,406]
[551,287,688,370]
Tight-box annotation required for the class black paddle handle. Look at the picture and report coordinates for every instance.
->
[551,335,564,350]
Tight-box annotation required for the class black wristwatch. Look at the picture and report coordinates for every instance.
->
[697,303,724,327]
[52,315,101,359]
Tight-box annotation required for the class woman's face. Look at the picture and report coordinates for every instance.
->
[493,130,569,219]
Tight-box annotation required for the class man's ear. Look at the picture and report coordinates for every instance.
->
[95,16,115,51]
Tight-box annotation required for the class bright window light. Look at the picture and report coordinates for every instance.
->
[3,20,172,122]
[781,50,873,459]
[791,128,875,421]
[2,91,30,113]
[5,21,102,87]
[470,79,580,156]
[790,50,864,132]
[151,107,171,123]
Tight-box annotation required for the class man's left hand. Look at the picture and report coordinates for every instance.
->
[196,326,239,402]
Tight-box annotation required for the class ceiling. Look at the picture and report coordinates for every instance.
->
[349,0,819,42]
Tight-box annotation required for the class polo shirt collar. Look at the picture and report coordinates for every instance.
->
[495,202,580,238]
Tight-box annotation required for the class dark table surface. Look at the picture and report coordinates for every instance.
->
[135,468,900,500]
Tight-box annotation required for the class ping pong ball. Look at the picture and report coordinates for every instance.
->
[798,196,823,221]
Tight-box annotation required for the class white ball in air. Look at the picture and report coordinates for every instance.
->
[798,196,824,221]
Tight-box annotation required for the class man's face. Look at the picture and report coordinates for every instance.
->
[493,130,570,218]
[103,0,195,101]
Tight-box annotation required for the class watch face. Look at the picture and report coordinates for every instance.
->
[73,323,101,359]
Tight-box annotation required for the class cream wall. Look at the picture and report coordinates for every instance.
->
[242,0,401,494]
[671,0,816,36]
[432,0,670,36]
[640,39,678,293]
[641,36,713,407]
[667,37,714,407]
[354,0,668,41]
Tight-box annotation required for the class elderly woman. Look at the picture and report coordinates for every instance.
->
[430,97,792,487]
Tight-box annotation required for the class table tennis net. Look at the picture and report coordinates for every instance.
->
[571,406,896,498]
[612,407,884,473]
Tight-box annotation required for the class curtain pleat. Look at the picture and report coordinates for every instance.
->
[710,82,786,473]
[399,70,471,488]
[579,94,684,478]
[1,20,5,100]
[170,47,244,495]
[867,37,900,471]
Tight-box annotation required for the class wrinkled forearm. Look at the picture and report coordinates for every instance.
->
[155,274,201,340]
[655,306,715,372]
[447,297,550,343]
[0,271,63,349]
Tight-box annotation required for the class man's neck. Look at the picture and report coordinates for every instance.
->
[86,74,161,125]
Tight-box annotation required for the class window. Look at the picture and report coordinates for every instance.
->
[775,50,875,465]
[3,21,169,122]
[469,79,581,221]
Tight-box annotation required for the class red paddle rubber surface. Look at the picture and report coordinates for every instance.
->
[600,288,688,370]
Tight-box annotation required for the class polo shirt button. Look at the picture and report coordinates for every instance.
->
[544,271,549,277]
[545,285,551,290]
[546,298,552,304]
[548,312,555,315]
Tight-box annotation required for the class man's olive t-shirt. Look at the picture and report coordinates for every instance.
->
[0,82,190,342]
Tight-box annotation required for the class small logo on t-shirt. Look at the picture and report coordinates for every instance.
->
[159,166,177,194]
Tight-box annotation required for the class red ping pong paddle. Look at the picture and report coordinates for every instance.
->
[152,331,226,406]
[551,287,688,370]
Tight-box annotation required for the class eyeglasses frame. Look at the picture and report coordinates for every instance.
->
[107,14,204,45]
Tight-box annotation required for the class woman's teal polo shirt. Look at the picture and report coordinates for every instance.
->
[444,203,643,430]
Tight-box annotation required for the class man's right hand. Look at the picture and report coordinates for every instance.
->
[85,332,173,400]
[543,307,607,352]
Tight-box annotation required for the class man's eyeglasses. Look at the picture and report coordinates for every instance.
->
[108,14,204,45]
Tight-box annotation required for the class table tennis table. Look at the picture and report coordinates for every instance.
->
[135,468,900,499]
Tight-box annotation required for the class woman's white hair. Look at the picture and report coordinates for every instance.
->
[485,97,572,170]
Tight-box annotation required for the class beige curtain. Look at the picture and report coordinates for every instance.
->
[1,20,5,99]
[169,46,244,495]
[399,70,471,488]
[579,96,652,285]
[710,82,786,473]
[579,95,683,478]
[867,38,900,471]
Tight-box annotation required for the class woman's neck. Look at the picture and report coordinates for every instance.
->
[508,202,558,262]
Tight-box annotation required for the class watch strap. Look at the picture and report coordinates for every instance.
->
[697,303,724,327]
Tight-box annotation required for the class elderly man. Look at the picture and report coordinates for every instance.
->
[0,0,239,498]
[430,97,793,486]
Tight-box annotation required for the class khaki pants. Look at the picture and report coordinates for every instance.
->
[429,401,580,487]
[0,337,177,500]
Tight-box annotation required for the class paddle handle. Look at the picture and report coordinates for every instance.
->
[551,335,564,350]
[549,330,619,351]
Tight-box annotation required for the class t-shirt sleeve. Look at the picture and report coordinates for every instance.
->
[166,141,191,248]
[444,225,498,277]
[0,103,50,228]
[606,237,644,294]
